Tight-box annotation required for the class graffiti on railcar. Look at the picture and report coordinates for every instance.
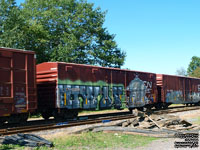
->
[187,92,200,102]
[143,81,153,93]
[166,89,200,103]
[166,90,183,103]
[127,75,154,107]
[58,83,124,110]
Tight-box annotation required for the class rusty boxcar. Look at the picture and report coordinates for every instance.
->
[156,74,200,108]
[0,47,37,124]
[36,62,157,120]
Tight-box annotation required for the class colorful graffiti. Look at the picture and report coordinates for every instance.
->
[57,80,124,110]
[127,75,153,107]
[166,90,200,104]
[198,84,200,92]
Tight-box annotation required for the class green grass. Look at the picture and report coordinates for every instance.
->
[193,117,200,125]
[169,104,185,107]
[0,132,158,150]
[0,144,25,150]
[29,113,42,118]
[79,108,128,115]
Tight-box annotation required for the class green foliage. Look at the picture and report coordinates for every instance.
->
[190,67,200,78]
[0,0,25,48]
[187,56,200,77]
[194,116,200,125]
[0,144,25,150]
[52,132,158,150]
[0,0,126,67]
[0,132,158,150]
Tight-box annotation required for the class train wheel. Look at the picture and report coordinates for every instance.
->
[8,115,21,124]
[0,121,3,126]
[62,113,72,120]
[162,103,170,109]
[129,108,133,113]
[72,110,78,118]
[144,106,152,115]
[145,105,152,111]
[0,118,6,126]
[41,112,51,120]
[62,110,78,120]
[19,113,29,123]
[137,107,144,111]
[53,111,62,121]
[195,102,200,106]
[155,103,162,110]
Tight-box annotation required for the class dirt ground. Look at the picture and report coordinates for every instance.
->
[135,109,200,150]
[37,109,200,150]
[173,109,200,122]
[135,138,199,150]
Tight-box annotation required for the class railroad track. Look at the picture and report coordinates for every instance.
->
[154,105,200,115]
[0,114,135,136]
[0,106,199,136]
[0,105,193,130]
[0,111,131,130]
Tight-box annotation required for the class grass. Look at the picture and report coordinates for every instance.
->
[28,109,129,120]
[30,113,42,118]
[0,144,25,150]
[0,132,158,150]
[79,108,129,116]
[192,116,200,125]
[169,104,185,107]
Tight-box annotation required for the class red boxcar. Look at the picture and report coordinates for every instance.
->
[0,47,37,124]
[157,74,200,107]
[37,62,157,119]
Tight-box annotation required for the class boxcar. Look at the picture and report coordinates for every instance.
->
[36,62,157,119]
[0,47,37,124]
[156,74,200,108]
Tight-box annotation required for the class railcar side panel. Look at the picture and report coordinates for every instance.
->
[126,71,157,108]
[37,62,157,111]
[156,74,200,104]
[0,47,37,118]
[37,63,58,110]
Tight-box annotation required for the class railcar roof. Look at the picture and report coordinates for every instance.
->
[0,47,35,54]
[157,73,200,80]
[39,62,157,75]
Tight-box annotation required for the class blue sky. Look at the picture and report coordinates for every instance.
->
[16,0,200,75]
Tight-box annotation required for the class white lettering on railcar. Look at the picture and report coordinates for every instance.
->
[198,85,200,92]
[66,88,80,92]
[144,81,153,93]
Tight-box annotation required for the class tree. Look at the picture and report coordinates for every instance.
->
[175,67,187,76]
[187,56,200,76]
[0,0,126,67]
[189,67,200,78]
[0,0,25,48]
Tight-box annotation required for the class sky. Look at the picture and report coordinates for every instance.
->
[16,0,200,75]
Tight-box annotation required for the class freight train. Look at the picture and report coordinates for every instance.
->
[0,47,200,124]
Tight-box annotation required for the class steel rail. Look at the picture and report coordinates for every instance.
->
[0,106,199,136]
[0,114,135,136]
